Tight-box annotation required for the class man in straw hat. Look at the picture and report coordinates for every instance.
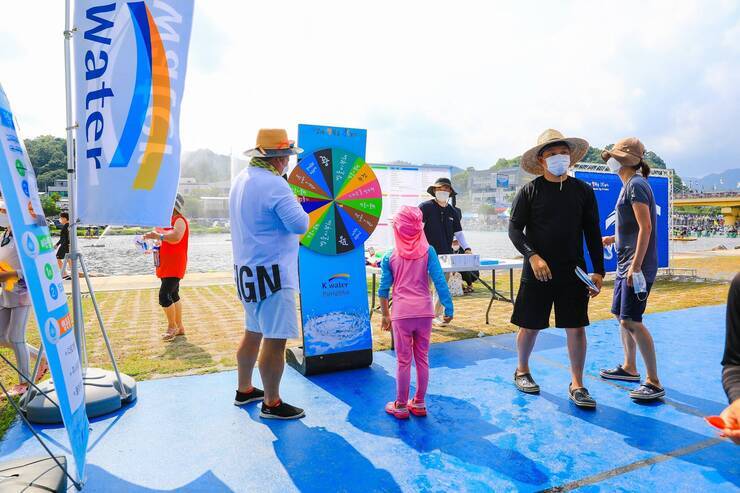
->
[229,129,309,420]
[144,192,190,342]
[508,129,605,408]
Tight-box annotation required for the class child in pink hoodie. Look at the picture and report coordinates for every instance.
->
[378,206,454,419]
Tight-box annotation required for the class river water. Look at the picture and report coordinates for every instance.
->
[77,232,739,276]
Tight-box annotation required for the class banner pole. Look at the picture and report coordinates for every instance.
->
[63,0,86,369]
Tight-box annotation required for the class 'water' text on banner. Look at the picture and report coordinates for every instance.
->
[73,0,194,226]
[0,84,90,482]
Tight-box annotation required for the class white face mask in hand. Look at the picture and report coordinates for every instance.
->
[435,191,450,204]
[633,271,648,300]
[545,154,570,176]
[607,157,622,173]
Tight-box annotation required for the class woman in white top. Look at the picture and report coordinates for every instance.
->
[0,200,48,396]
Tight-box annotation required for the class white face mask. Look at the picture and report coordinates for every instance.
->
[607,157,622,173]
[545,154,570,176]
[0,213,9,228]
[632,270,648,300]
[435,190,450,204]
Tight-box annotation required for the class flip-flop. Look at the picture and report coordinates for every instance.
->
[162,330,178,341]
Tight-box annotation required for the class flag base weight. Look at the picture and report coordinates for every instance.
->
[286,347,372,376]
[22,368,136,424]
[0,456,68,492]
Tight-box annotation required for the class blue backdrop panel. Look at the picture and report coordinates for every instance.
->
[575,171,670,274]
[297,124,372,358]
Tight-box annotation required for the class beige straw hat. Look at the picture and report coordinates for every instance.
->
[520,129,589,175]
[244,129,303,158]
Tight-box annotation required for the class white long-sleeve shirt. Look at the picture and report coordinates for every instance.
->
[229,167,309,303]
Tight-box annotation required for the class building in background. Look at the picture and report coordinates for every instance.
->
[200,196,229,220]
[466,167,520,206]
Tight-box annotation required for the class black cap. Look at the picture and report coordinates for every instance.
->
[426,177,457,197]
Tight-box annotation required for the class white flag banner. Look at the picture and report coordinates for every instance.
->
[73,0,194,226]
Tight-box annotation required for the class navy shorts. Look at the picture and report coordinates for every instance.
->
[611,277,653,322]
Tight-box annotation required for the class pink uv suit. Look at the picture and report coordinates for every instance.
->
[378,206,454,414]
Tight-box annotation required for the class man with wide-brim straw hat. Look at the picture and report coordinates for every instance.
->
[520,128,589,177]
[229,128,309,420]
[508,128,605,408]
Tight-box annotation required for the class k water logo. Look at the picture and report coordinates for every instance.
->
[322,273,351,297]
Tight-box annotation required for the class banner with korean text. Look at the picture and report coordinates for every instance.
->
[0,84,89,481]
[74,0,194,226]
[575,170,670,273]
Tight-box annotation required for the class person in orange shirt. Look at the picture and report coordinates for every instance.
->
[144,194,189,341]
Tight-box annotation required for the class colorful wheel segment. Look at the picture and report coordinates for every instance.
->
[289,148,382,255]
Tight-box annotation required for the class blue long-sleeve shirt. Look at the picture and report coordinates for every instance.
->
[378,245,453,320]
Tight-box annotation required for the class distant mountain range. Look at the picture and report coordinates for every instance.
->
[181,149,230,183]
[180,150,466,183]
[685,168,740,192]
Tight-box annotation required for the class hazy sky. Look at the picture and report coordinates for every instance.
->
[1,0,739,177]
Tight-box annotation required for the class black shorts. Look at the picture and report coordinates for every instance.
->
[56,247,69,260]
[159,277,181,307]
[611,277,652,322]
[511,280,590,329]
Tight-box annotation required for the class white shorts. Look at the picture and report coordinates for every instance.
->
[243,288,300,340]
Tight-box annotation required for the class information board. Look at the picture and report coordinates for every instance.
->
[368,165,452,249]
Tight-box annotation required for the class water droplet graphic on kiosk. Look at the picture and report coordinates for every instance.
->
[45,318,60,344]
[49,283,59,301]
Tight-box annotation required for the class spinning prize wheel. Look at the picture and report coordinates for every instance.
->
[289,148,382,255]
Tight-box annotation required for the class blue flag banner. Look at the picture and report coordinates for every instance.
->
[73,0,194,226]
[0,84,90,481]
[574,170,670,273]
[294,125,374,358]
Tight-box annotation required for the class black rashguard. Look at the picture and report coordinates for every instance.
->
[508,176,605,283]
[722,272,740,403]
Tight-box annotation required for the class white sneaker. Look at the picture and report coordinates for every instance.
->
[433,317,448,327]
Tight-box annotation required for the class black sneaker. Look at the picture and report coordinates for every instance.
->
[514,372,540,394]
[233,387,264,406]
[260,400,305,420]
[629,383,665,401]
[599,365,641,382]
[569,384,596,408]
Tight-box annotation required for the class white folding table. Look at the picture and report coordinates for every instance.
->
[368,259,524,325]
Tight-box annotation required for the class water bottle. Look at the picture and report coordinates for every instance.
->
[153,244,160,267]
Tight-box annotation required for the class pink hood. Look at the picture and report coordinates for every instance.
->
[392,206,429,259]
